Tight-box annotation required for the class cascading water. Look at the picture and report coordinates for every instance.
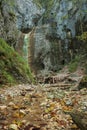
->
[23,34,29,63]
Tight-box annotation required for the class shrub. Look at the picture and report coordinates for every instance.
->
[68,55,81,72]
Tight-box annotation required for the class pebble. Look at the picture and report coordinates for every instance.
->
[0,115,6,120]
[9,124,18,130]
[0,105,7,110]
[19,109,26,115]
[81,106,87,111]
[83,101,87,107]
[8,102,15,107]
[65,99,73,106]
[20,91,26,96]
[21,120,27,125]
[0,94,7,103]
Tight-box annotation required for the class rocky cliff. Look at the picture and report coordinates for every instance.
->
[0,0,43,46]
[0,0,19,47]
[15,0,44,33]
[0,0,87,80]
[0,0,43,85]
[28,0,87,75]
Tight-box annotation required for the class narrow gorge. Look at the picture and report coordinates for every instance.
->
[0,0,87,130]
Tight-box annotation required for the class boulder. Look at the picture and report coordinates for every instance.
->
[70,110,87,130]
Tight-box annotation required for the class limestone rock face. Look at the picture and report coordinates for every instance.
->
[0,0,43,46]
[54,0,87,39]
[15,0,44,33]
[29,25,64,75]
[29,0,87,74]
[0,0,87,75]
[0,0,19,47]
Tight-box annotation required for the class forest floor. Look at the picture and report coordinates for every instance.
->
[0,67,87,130]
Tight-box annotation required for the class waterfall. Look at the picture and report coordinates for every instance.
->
[23,34,29,63]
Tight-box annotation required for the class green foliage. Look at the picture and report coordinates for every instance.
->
[4,0,15,7]
[34,0,54,9]
[33,0,42,8]
[69,62,78,72]
[2,71,15,84]
[68,55,81,72]
[0,38,33,87]
[2,0,16,20]
[77,32,87,42]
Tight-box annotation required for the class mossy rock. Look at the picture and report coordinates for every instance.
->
[0,38,33,87]
[68,55,81,72]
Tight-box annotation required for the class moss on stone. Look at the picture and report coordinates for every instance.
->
[68,55,81,72]
[34,0,54,8]
[0,38,33,87]
[34,0,54,20]
[4,0,15,7]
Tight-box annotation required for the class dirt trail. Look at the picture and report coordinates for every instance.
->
[0,68,87,130]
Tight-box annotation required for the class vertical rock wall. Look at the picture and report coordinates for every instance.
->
[28,0,87,75]
[0,0,19,47]
[1,0,87,75]
[29,25,64,75]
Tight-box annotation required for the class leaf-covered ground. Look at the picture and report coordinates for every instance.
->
[0,67,87,130]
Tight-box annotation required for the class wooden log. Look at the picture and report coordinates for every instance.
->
[44,74,70,84]
[45,83,72,89]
